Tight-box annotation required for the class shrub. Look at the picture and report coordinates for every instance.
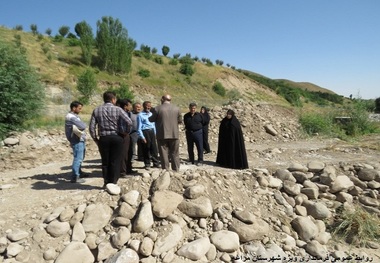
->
[77,68,97,104]
[109,83,134,101]
[0,42,45,138]
[332,205,380,247]
[212,82,226,97]
[153,56,163,64]
[179,64,194,76]
[138,69,150,78]
[299,113,333,135]
[14,25,23,31]
[169,59,178,66]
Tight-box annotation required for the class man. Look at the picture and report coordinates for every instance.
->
[89,91,132,186]
[65,101,87,183]
[129,102,142,162]
[137,101,160,170]
[117,99,135,177]
[183,102,204,166]
[149,94,182,172]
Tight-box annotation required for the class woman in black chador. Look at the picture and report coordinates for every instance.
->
[216,109,248,169]
[200,106,211,154]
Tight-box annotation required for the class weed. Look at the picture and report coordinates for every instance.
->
[332,205,380,247]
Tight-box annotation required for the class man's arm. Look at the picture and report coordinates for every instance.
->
[89,111,98,142]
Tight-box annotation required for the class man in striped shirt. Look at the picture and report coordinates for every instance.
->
[89,91,132,187]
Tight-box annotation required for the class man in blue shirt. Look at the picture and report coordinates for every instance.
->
[137,101,160,170]
[65,101,87,183]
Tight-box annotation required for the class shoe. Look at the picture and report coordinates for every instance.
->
[127,170,138,174]
[80,172,90,178]
[204,150,211,154]
[153,164,161,168]
[70,178,85,183]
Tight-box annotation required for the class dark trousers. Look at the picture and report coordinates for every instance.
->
[141,129,160,167]
[120,134,131,175]
[202,126,210,153]
[99,135,123,184]
[185,129,204,163]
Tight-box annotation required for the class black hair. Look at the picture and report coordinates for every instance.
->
[103,91,116,103]
[70,101,83,110]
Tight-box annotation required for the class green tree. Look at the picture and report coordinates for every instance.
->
[110,83,135,100]
[179,63,194,76]
[14,25,23,31]
[45,28,52,36]
[30,24,38,35]
[0,42,45,138]
[212,82,226,96]
[96,16,136,74]
[375,97,380,113]
[58,26,70,37]
[152,47,157,54]
[77,68,97,104]
[162,45,170,56]
[75,21,94,66]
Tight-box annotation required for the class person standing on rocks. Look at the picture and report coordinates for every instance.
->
[216,109,248,169]
[65,101,88,183]
[137,101,160,170]
[184,102,204,166]
[200,106,211,154]
[117,98,135,177]
[130,102,142,162]
[89,91,132,186]
[149,94,182,171]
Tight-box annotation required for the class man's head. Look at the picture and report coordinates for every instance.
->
[142,101,152,112]
[161,94,172,104]
[70,101,83,114]
[103,91,117,104]
[119,99,133,112]
[188,102,197,114]
[133,102,142,113]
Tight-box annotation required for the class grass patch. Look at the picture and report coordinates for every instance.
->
[331,205,380,247]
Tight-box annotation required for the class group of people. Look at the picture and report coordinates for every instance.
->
[65,91,248,186]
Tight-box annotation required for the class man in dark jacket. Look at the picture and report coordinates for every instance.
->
[183,102,204,166]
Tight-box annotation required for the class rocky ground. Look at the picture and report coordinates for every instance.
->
[0,101,379,263]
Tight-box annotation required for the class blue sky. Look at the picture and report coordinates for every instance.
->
[1,0,379,99]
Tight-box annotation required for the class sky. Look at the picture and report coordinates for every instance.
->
[1,0,379,99]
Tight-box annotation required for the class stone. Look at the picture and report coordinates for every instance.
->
[151,190,183,218]
[152,224,183,256]
[178,196,213,218]
[307,161,325,172]
[46,220,70,237]
[210,230,239,252]
[184,184,206,199]
[106,183,121,195]
[177,237,211,261]
[111,227,131,249]
[133,200,154,233]
[105,248,139,263]
[121,190,141,207]
[228,218,270,242]
[54,242,95,263]
[291,216,319,242]
[358,168,378,181]
[82,203,113,233]
[7,229,29,242]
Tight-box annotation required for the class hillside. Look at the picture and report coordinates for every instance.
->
[0,26,338,113]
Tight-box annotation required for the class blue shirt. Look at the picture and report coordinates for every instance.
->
[137,111,155,139]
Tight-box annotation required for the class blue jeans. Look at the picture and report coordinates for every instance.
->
[72,141,85,180]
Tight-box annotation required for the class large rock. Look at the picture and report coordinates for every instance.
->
[55,242,94,263]
[151,190,183,218]
[228,218,270,242]
[133,200,154,233]
[82,203,113,233]
[291,216,319,242]
[358,168,378,181]
[105,248,139,263]
[177,237,211,260]
[210,230,239,252]
[178,196,213,218]
[152,224,183,256]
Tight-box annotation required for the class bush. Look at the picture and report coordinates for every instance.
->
[169,59,178,66]
[332,205,380,247]
[212,82,226,97]
[0,42,45,138]
[109,83,134,101]
[77,68,97,104]
[138,69,150,78]
[299,113,333,135]
[153,56,163,64]
[179,64,194,76]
